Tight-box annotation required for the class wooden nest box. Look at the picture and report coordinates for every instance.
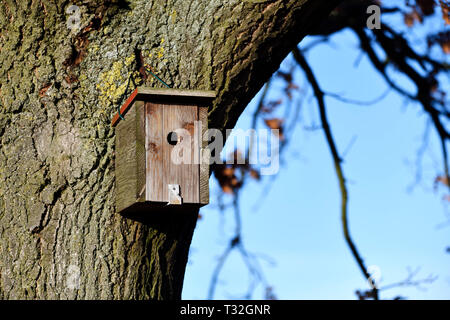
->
[112,87,216,214]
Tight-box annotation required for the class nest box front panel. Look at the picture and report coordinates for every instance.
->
[145,102,200,204]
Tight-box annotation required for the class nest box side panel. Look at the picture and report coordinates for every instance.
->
[145,102,164,202]
[115,101,145,213]
[161,104,200,203]
[135,101,146,202]
[199,106,209,205]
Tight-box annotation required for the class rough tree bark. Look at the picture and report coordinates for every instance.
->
[0,0,340,299]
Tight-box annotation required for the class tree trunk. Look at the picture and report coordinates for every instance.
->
[0,0,340,299]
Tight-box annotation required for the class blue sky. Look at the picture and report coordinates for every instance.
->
[182,13,450,300]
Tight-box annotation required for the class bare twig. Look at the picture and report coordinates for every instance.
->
[293,46,379,300]
[408,119,432,192]
[247,80,272,162]
[208,241,233,299]
[379,267,437,292]
[354,26,450,192]
[208,193,273,299]
[325,87,391,106]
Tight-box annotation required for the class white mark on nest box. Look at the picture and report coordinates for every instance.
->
[168,184,182,205]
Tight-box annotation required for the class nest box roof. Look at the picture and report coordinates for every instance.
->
[111,87,216,127]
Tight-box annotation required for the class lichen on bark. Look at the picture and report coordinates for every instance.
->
[0,0,340,299]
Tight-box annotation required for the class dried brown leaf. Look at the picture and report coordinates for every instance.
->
[441,0,450,24]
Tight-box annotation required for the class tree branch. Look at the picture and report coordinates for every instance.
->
[293,47,379,300]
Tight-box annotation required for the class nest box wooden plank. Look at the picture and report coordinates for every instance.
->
[112,87,215,214]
